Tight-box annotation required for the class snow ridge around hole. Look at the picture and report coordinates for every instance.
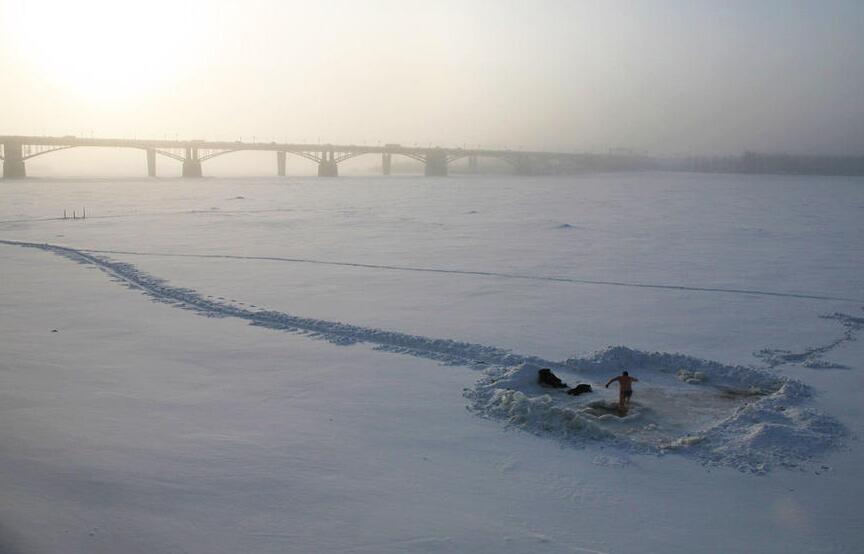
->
[467,349,845,473]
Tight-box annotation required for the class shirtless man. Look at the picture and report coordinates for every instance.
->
[606,371,638,414]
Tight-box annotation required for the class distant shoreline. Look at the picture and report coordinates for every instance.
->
[659,151,864,177]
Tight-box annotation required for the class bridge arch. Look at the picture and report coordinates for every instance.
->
[17,144,185,163]
[4,144,173,178]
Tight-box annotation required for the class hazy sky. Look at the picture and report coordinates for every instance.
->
[2,0,863,155]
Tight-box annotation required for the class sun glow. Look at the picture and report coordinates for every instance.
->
[9,1,207,103]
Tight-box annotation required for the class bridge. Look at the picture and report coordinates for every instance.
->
[0,135,645,178]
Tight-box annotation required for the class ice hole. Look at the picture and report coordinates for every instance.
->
[581,400,628,418]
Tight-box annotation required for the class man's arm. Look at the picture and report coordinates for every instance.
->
[605,377,618,388]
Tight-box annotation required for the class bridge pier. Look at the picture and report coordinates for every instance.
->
[318,150,338,177]
[424,150,448,177]
[514,155,535,176]
[146,148,156,177]
[468,155,478,174]
[318,160,338,177]
[2,141,26,178]
[277,151,286,176]
[382,153,391,175]
[182,147,202,177]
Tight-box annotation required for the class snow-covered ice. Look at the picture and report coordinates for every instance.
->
[2,238,844,474]
[1,173,863,553]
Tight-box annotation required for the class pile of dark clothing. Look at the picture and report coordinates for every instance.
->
[537,368,593,396]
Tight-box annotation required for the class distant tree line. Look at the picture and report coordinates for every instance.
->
[667,151,864,176]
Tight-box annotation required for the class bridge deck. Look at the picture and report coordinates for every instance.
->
[0,135,567,159]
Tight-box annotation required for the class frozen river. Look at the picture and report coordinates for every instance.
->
[1,172,862,553]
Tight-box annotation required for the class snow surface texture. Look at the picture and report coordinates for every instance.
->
[755,312,864,369]
[0,239,847,473]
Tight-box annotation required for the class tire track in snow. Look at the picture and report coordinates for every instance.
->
[71,247,863,303]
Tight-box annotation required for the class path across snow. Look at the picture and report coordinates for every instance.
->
[0,239,848,473]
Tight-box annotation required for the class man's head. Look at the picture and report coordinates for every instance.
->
[622,371,629,376]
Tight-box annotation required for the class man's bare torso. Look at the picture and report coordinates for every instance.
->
[612,375,636,391]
